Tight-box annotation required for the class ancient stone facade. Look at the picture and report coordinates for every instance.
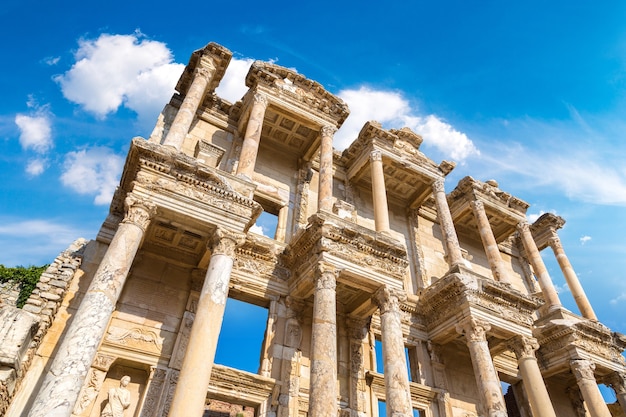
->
[1,42,625,417]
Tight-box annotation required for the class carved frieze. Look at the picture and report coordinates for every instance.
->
[104,326,164,353]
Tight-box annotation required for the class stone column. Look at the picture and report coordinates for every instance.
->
[432,179,463,268]
[309,263,339,417]
[508,336,556,417]
[373,287,413,417]
[470,200,510,284]
[236,93,268,179]
[517,222,561,311]
[28,196,156,417]
[370,150,390,233]
[318,125,337,213]
[456,317,507,417]
[548,236,597,320]
[570,360,612,417]
[605,372,626,413]
[167,227,245,417]
[162,65,215,150]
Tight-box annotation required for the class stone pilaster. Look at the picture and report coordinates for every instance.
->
[570,360,612,417]
[347,318,370,417]
[605,372,626,414]
[432,179,463,269]
[236,93,268,179]
[28,196,156,417]
[548,236,597,320]
[456,317,507,417]
[318,125,337,213]
[373,287,412,417]
[309,263,339,417]
[162,65,215,150]
[508,336,556,417]
[370,150,390,233]
[167,227,245,417]
[517,222,561,311]
[470,201,511,284]
[278,298,304,417]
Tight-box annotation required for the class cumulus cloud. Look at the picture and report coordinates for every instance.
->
[55,32,184,123]
[580,235,592,245]
[60,147,124,205]
[14,105,53,154]
[216,57,254,103]
[336,87,479,161]
[25,159,48,176]
[43,56,60,66]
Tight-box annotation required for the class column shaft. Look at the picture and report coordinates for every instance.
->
[517,222,561,310]
[28,196,156,417]
[471,201,510,284]
[167,228,244,417]
[549,236,597,320]
[318,126,336,213]
[236,93,268,179]
[432,179,463,268]
[456,318,507,417]
[509,336,556,417]
[374,287,412,417]
[308,263,338,417]
[571,360,612,417]
[370,150,390,233]
[162,66,214,150]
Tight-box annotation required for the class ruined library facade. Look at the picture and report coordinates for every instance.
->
[2,42,626,417]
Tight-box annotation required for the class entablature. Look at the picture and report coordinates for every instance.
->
[530,212,565,250]
[175,42,232,97]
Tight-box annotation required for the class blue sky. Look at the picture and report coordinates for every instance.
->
[1,0,626,364]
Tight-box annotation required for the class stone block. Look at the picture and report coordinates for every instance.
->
[22,304,42,315]
[0,306,39,371]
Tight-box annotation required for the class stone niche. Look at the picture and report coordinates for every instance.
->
[82,364,148,417]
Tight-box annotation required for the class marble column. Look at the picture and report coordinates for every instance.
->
[374,287,413,417]
[456,317,507,417]
[470,200,511,284]
[167,227,245,417]
[605,372,626,413]
[570,360,612,417]
[236,93,268,179]
[28,196,157,417]
[318,125,337,213]
[517,222,561,311]
[309,263,339,417]
[432,178,463,269]
[548,236,597,321]
[370,150,390,233]
[162,65,215,150]
[508,336,556,417]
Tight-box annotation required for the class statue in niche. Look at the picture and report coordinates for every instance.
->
[101,375,131,417]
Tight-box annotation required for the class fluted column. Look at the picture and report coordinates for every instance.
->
[318,125,337,213]
[470,200,511,284]
[570,360,612,417]
[29,196,157,417]
[432,179,463,268]
[508,336,556,417]
[370,150,390,233]
[373,287,412,417]
[605,372,626,413]
[236,93,268,179]
[517,221,561,310]
[548,235,597,320]
[162,65,215,150]
[309,263,339,417]
[167,228,245,417]
[456,318,507,417]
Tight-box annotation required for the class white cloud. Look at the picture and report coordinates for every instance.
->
[60,147,124,205]
[216,58,254,103]
[26,158,47,176]
[580,235,592,245]
[55,32,184,122]
[43,56,60,66]
[610,292,626,305]
[14,113,52,153]
[249,224,265,236]
[336,87,479,160]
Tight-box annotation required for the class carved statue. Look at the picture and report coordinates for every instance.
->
[101,376,131,417]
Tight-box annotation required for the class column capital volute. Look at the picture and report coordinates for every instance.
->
[122,195,157,231]
[320,125,337,138]
[253,92,268,108]
[315,262,339,290]
[370,149,383,162]
[432,178,446,193]
[208,227,246,257]
[373,286,406,315]
[571,359,597,382]
[456,317,491,343]
[508,335,539,360]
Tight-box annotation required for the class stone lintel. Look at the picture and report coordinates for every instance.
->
[207,364,276,407]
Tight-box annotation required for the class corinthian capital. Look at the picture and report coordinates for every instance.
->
[373,286,405,315]
[370,149,383,162]
[122,195,157,231]
[320,125,337,138]
[432,178,445,193]
[209,227,246,257]
[456,317,491,343]
[470,200,485,212]
[548,235,563,251]
[253,92,268,107]
[516,220,531,234]
[315,262,338,290]
[508,335,539,360]
[571,359,597,382]
[195,65,215,81]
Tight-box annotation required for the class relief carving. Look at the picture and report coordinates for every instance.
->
[139,368,167,417]
[105,327,164,352]
[123,195,157,231]
[73,368,107,415]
